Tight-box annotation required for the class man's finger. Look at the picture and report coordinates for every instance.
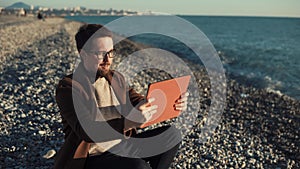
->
[141,104,158,112]
[148,97,155,103]
[174,105,187,111]
[180,92,189,98]
[149,109,157,115]
[150,104,158,111]
[176,97,188,103]
[139,98,155,110]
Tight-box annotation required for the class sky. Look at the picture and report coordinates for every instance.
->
[1,0,300,17]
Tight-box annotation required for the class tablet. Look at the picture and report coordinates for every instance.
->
[140,75,191,128]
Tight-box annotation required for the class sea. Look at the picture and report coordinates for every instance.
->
[65,15,300,100]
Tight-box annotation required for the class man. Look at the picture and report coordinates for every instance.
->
[54,24,188,169]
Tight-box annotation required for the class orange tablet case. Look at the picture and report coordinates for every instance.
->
[140,75,191,128]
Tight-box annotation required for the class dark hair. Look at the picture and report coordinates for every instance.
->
[75,24,112,52]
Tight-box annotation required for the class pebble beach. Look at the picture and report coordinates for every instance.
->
[0,16,299,169]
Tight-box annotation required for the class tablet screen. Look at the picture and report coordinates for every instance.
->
[140,75,191,128]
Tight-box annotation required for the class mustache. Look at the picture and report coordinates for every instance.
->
[99,62,111,66]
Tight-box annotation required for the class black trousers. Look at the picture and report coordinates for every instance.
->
[85,125,181,169]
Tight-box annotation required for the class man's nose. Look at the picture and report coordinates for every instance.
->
[102,55,109,62]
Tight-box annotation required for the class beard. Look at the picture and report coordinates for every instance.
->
[96,68,108,77]
[96,63,110,78]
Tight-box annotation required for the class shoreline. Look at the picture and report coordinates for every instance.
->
[64,15,300,101]
[0,16,299,168]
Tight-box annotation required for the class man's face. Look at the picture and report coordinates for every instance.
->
[81,37,114,77]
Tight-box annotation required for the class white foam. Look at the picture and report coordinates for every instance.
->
[266,87,283,96]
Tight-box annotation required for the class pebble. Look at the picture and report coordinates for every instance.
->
[38,130,47,135]
[20,113,26,118]
[247,149,254,157]
[43,149,56,159]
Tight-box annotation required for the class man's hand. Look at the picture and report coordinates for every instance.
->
[173,92,189,111]
[124,98,158,131]
[138,98,158,122]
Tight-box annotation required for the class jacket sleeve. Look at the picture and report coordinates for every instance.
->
[56,80,125,143]
[128,87,145,107]
[124,86,147,131]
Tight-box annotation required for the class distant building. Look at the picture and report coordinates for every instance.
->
[1,2,142,17]
[38,7,49,11]
[73,6,81,12]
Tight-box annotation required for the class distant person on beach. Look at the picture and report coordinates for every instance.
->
[23,9,27,17]
[54,24,188,169]
[37,12,44,20]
